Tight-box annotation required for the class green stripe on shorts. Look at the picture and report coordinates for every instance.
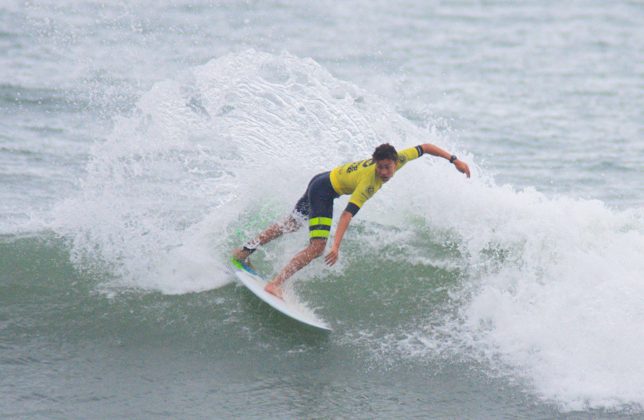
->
[309,217,332,227]
[310,229,330,239]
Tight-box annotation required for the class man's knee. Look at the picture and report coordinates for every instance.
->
[281,216,303,233]
[308,239,327,257]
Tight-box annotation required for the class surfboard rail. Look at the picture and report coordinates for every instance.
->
[229,258,332,331]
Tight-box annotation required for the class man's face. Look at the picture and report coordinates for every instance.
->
[375,159,396,183]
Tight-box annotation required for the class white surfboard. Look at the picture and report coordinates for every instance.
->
[229,258,331,331]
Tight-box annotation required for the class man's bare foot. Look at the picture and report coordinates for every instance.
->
[232,248,259,274]
[232,247,250,262]
[264,282,283,300]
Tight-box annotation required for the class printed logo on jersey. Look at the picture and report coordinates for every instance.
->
[361,185,376,201]
[346,162,360,174]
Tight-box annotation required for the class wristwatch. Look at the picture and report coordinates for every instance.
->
[449,155,458,163]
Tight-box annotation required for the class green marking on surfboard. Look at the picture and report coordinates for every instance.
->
[230,257,244,271]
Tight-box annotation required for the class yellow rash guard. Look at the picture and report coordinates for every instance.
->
[329,146,424,214]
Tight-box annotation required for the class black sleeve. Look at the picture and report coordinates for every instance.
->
[415,145,424,157]
[345,202,360,216]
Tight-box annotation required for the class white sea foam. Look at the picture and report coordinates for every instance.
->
[455,195,644,411]
[393,174,644,411]
[50,50,424,294]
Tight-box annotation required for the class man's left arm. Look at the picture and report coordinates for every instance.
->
[420,143,471,178]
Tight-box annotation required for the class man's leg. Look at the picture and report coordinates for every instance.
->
[264,239,326,299]
[232,215,302,262]
[264,173,336,299]
[233,176,313,264]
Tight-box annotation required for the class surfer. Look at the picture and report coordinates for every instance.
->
[232,143,470,299]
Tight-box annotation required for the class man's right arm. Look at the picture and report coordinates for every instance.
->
[324,210,353,266]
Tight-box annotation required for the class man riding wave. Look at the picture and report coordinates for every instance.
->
[232,143,471,299]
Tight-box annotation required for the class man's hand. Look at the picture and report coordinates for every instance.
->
[454,160,471,178]
[324,246,340,266]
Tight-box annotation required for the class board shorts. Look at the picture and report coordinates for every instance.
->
[293,171,340,240]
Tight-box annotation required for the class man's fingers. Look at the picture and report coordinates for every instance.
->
[456,161,471,178]
[325,251,337,266]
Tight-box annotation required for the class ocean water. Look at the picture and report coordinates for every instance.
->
[1,1,643,418]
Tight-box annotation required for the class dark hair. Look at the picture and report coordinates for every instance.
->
[372,143,398,162]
